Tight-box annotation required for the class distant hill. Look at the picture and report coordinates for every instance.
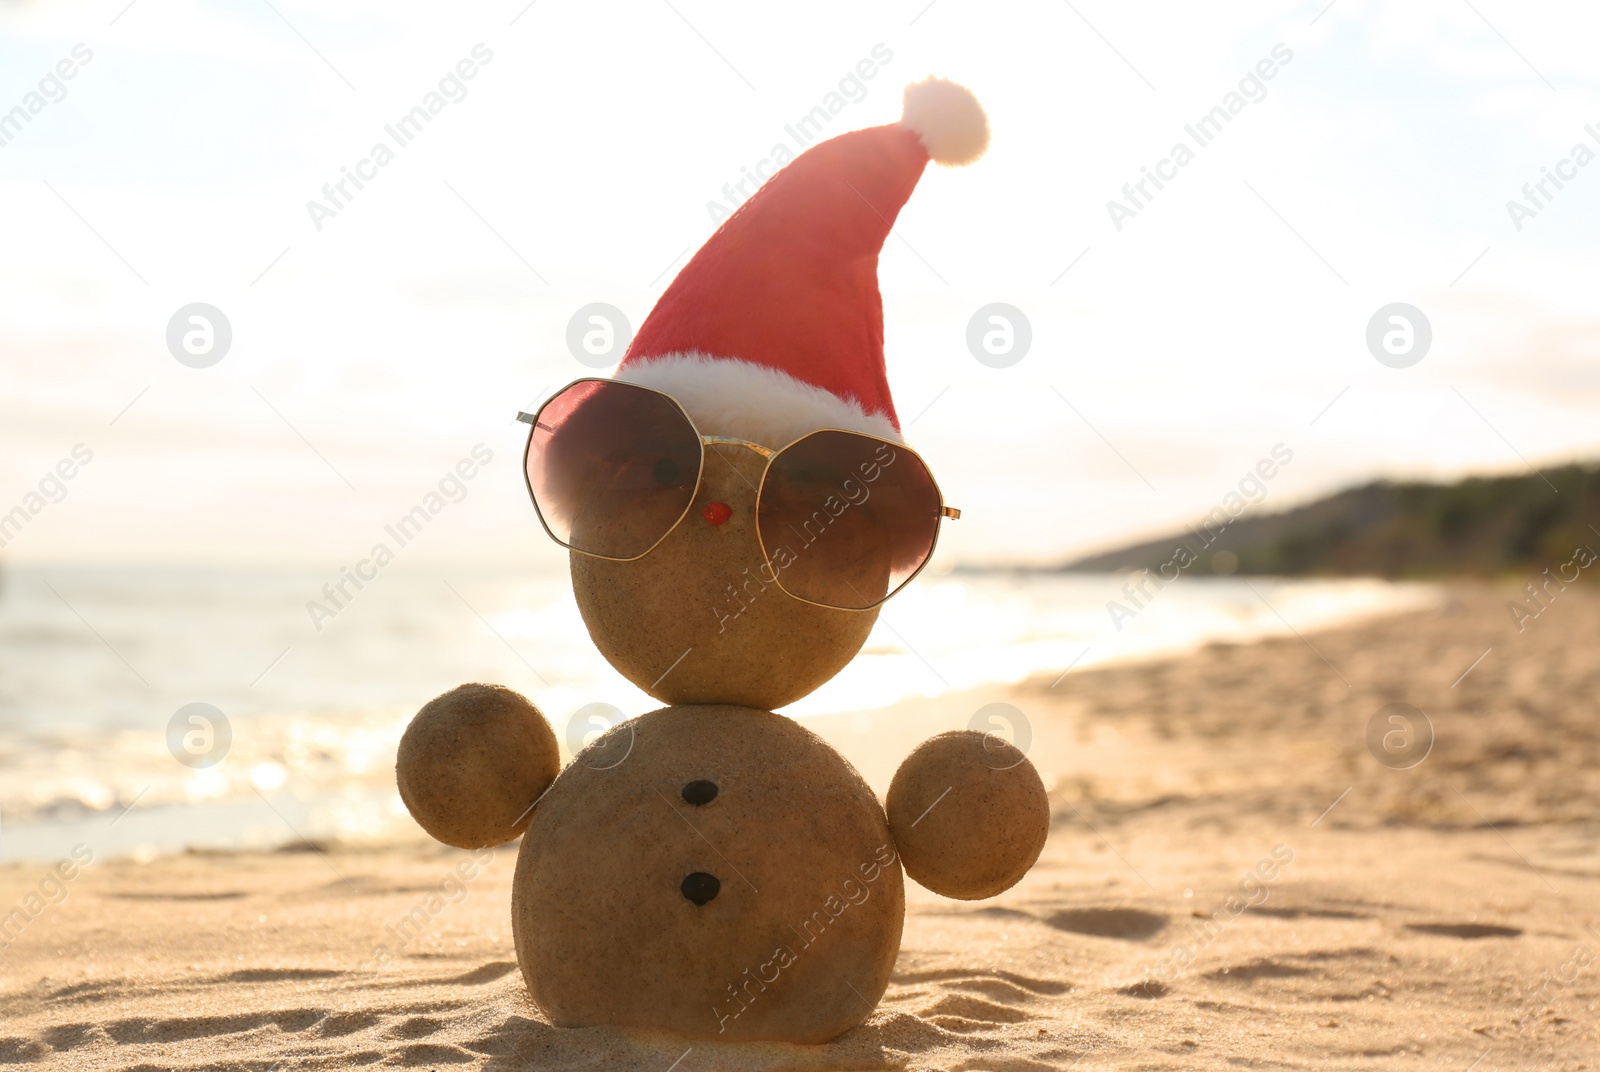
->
[1059,463,1600,578]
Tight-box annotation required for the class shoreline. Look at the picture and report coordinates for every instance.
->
[0,574,1440,865]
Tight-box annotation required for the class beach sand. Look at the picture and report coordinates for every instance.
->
[2,583,1596,1070]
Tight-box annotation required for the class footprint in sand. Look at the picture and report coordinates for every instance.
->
[1045,907,1168,941]
[1406,922,1522,939]
[1203,957,1315,982]
[921,993,1032,1031]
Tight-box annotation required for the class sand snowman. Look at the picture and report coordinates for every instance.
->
[395,77,1049,1044]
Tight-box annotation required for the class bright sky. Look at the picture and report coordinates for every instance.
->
[1,0,1597,568]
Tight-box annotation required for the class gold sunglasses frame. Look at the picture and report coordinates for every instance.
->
[516,377,960,613]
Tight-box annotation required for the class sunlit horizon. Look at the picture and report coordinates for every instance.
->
[3,0,1598,568]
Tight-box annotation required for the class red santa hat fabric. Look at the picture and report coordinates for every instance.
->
[616,77,988,447]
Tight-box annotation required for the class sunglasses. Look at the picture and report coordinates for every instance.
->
[516,378,959,612]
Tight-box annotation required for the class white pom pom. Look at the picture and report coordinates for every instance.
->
[900,77,989,166]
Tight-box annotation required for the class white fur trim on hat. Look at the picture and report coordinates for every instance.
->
[900,77,989,166]
[615,353,903,448]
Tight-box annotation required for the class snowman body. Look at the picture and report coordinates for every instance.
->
[512,705,903,1043]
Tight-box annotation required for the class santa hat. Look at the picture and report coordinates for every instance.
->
[615,77,989,447]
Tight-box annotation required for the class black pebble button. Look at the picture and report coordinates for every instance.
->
[681,780,718,805]
[681,872,720,906]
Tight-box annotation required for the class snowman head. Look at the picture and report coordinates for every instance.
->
[519,79,989,710]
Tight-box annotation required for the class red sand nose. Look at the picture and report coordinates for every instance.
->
[703,501,733,526]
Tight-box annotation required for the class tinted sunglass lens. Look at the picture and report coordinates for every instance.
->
[756,431,941,610]
[525,381,702,559]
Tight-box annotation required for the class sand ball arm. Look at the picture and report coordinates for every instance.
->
[885,730,1050,900]
[395,683,561,850]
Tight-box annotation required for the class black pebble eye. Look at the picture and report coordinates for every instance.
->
[681,780,718,806]
[681,872,720,906]
[652,458,680,486]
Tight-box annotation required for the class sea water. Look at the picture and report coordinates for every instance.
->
[0,562,1435,861]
